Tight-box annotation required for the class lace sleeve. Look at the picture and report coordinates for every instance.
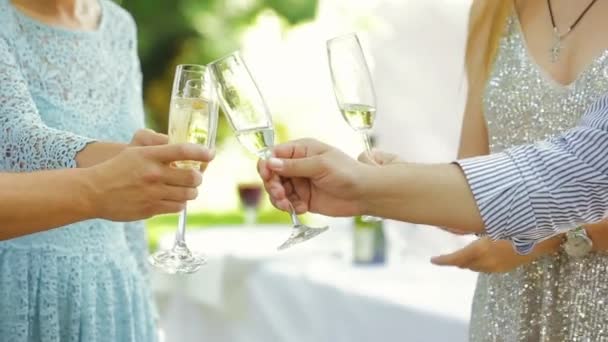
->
[0,36,94,171]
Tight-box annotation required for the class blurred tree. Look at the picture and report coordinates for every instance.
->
[117,0,318,143]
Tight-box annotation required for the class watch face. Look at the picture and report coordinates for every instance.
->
[564,233,593,258]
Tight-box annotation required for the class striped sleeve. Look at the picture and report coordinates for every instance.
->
[456,94,608,254]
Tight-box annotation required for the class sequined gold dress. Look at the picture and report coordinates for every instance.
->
[468,15,608,342]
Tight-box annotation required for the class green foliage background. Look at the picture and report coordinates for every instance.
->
[117,0,318,142]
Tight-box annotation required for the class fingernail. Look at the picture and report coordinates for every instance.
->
[267,157,284,170]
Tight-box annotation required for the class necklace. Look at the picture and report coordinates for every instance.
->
[547,0,600,63]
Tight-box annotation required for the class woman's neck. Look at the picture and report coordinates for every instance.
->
[11,0,101,31]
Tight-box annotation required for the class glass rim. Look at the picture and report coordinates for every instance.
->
[207,51,274,127]
[176,64,208,73]
[327,32,360,44]
[208,50,243,67]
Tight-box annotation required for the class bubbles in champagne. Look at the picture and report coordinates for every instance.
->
[340,103,375,131]
[235,127,274,158]
[169,97,210,169]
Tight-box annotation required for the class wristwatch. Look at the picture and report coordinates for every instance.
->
[563,226,593,258]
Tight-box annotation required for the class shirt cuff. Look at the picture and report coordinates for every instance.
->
[455,150,538,254]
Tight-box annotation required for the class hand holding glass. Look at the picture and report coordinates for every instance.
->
[210,52,329,250]
[149,64,219,274]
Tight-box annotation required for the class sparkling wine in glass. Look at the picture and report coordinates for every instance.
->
[238,183,263,225]
[149,64,219,274]
[210,51,329,250]
[327,33,381,222]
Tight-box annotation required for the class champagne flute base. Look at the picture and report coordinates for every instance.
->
[277,225,329,251]
[149,246,206,274]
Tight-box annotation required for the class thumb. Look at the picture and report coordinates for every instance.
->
[430,253,455,266]
[266,156,325,178]
[430,246,473,267]
[131,129,169,146]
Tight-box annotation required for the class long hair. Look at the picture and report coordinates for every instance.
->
[465,0,513,87]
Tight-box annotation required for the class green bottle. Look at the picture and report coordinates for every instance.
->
[353,216,386,265]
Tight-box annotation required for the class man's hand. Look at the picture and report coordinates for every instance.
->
[84,143,215,221]
[258,138,371,217]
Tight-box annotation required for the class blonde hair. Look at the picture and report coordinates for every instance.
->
[465,0,513,87]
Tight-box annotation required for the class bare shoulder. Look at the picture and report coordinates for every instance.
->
[468,0,487,21]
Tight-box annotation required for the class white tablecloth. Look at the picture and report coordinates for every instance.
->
[153,223,478,342]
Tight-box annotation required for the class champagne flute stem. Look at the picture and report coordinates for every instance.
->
[244,206,257,225]
[287,202,303,227]
[261,153,303,228]
[174,206,188,249]
[361,131,377,165]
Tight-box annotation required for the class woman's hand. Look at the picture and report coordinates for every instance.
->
[84,143,214,221]
[430,236,560,273]
[431,237,533,273]
[258,138,372,217]
[130,129,210,173]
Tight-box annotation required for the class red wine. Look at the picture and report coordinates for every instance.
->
[238,184,263,208]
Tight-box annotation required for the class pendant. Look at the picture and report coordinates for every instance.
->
[550,28,561,63]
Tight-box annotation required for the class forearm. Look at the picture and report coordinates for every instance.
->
[360,161,599,258]
[361,163,485,233]
[0,169,97,240]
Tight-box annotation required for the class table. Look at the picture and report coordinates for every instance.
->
[153,223,478,342]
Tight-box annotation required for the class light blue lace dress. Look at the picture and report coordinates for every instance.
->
[0,0,156,341]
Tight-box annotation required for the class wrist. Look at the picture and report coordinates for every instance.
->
[77,167,104,220]
[75,142,126,168]
[356,163,404,217]
[353,164,375,216]
[534,235,563,257]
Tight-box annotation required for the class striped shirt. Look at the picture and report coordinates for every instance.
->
[456,94,608,254]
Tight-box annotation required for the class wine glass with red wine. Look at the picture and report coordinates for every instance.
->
[238,183,263,225]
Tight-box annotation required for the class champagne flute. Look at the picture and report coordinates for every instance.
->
[209,51,329,250]
[327,33,381,222]
[149,64,219,274]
